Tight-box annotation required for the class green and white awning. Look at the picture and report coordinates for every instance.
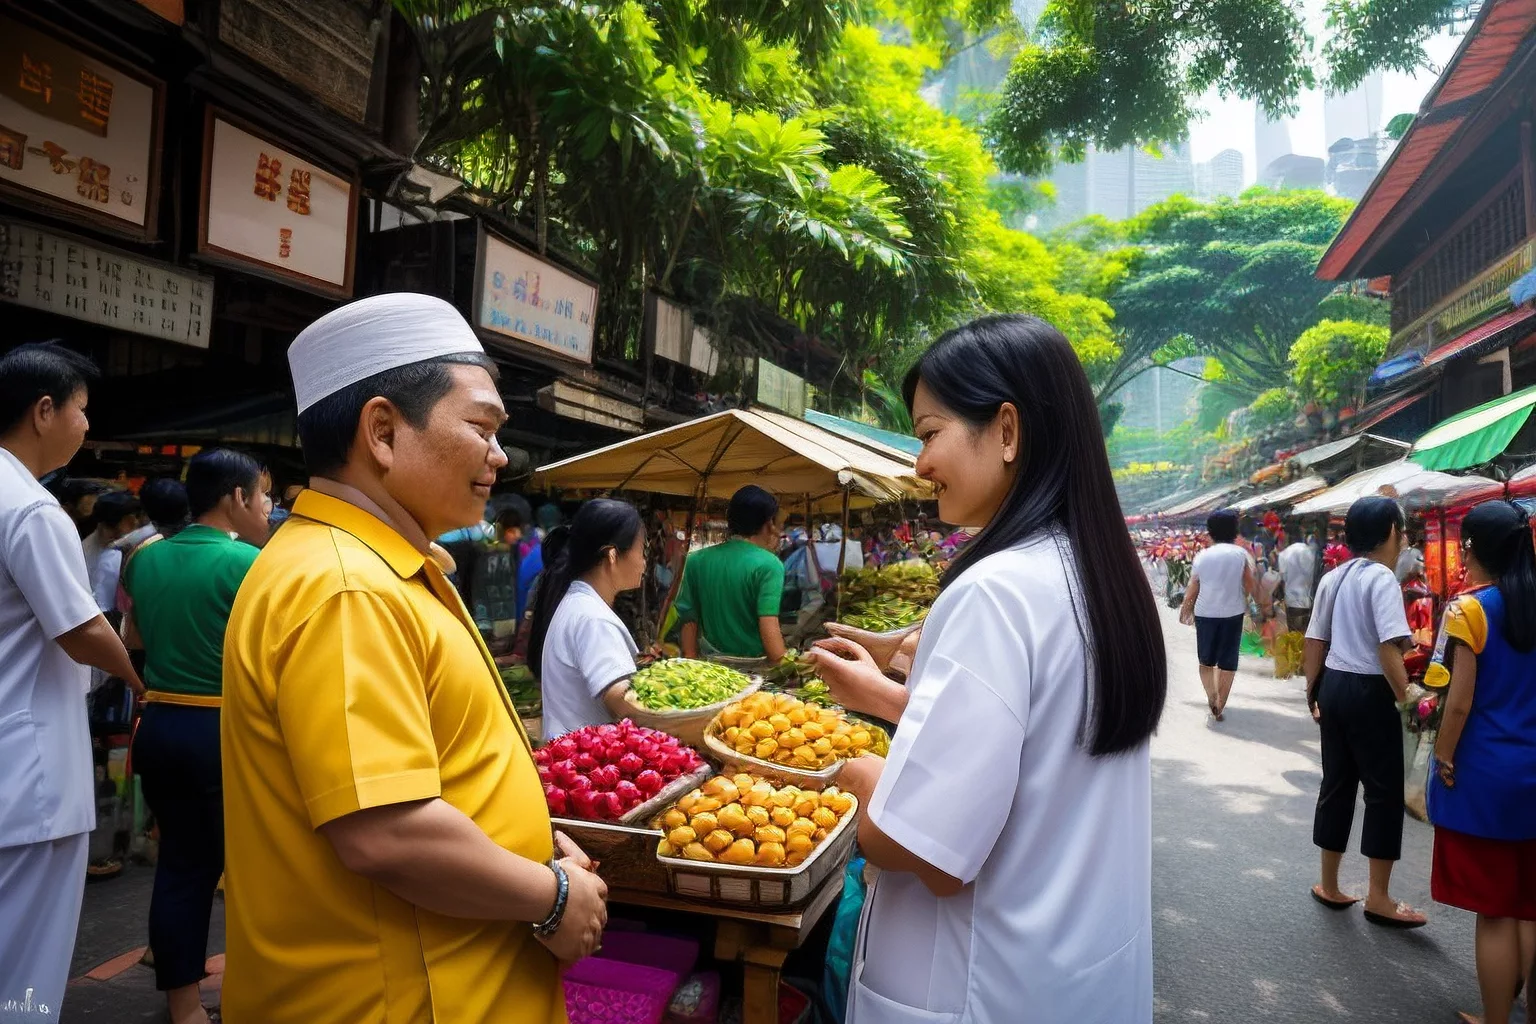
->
[1410,385,1536,472]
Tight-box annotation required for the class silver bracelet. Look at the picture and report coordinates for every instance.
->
[532,860,568,938]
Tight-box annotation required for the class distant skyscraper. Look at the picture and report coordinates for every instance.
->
[1255,110,1293,183]
[1194,149,1245,201]
[1324,73,1384,150]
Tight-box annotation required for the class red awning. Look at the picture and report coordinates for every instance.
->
[1317,0,1536,282]
[1354,389,1431,433]
[1425,305,1536,365]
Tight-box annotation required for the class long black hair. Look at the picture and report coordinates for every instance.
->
[1462,500,1536,652]
[903,313,1166,756]
[526,497,644,679]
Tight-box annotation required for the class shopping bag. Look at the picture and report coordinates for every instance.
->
[821,855,867,1022]
[1405,727,1435,823]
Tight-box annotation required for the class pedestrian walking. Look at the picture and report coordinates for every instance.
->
[220,294,604,1024]
[1279,530,1318,634]
[1179,509,1271,720]
[806,313,1165,1023]
[124,449,268,1024]
[1304,495,1424,927]
[0,343,143,1023]
[527,498,645,738]
[1424,500,1536,1024]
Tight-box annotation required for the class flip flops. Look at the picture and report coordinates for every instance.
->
[1363,902,1428,929]
[1310,885,1359,910]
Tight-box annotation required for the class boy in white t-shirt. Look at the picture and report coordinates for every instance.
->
[1179,509,1271,720]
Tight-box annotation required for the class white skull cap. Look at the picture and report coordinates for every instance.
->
[288,292,486,414]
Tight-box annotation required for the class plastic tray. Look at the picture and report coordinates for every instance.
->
[619,766,714,826]
[653,790,859,908]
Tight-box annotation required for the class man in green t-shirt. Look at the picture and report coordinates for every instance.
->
[675,485,787,660]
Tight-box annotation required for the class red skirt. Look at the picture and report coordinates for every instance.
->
[1432,827,1536,919]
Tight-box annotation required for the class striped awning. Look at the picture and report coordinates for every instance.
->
[1410,385,1536,471]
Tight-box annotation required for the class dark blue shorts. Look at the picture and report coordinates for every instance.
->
[1195,614,1244,671]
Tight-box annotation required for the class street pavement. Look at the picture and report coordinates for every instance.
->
[57,603,1490,1023]
[1151,601,1484,1022]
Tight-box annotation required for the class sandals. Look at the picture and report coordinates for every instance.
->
[1363,902,1428,929]
[1310,885,1358,910]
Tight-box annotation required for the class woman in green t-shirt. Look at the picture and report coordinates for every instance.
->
[125,449,268,1024]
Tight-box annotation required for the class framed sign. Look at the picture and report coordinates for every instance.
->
[475,228,598,364]
[0,14,163,236]
[0,218,213,347]
[198,110,357,297]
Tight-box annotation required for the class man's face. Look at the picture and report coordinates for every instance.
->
[37,386,89,475]
[387,364,509,539]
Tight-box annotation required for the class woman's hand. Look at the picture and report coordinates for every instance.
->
[1434,757,1455,789]
[823,623,917,672]
[805,638,909,721]
[836,752,885,809]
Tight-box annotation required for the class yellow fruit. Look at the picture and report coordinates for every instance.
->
[658,839,676,857]
[720,838,756,865]
[812,807,839,830]
[743,782,775,807]
[677,790,703,814]
[801,722,825,741]
[780,728,806,749]
[792,745,818,766]
[787,817,817,838]
[787,706,809,725]
[819,711,841,729]
[812,737,834,757]
[736,737,755,754]
[769,806,796,828]
[754,738,779,760]
[661,808,687,830]
[749,720,775,740]
[850,729,871,749]
[785,849,809,867]
[703,828,734,853]
[823,792,854,816]
[704,778,741,804]
[690,812,719,836]
[831,734,851,752]
[794,794,820,817]
[668,825,698,847]
[693,796,723,814]
[754,824,786,845]
[682,842,715,862]
[718,709,741,728]
[745,804,771,827]
[719,805,754,837]
[769,787,797,808]
[785,833,815,857]
[768,713,793,734]
[754,841,786,867]
[814,828,828,841]
[733,773,755,791]
[773,693,796,711]
[723,726,741,745]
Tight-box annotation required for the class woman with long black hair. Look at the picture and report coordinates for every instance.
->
[527,498,646,738]
[807,313,1166,1022]
[1425,500,1536,1024]
[1303,495,1422,927]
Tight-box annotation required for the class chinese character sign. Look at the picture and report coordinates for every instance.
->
[478,233,597,363]
[0,16,157,226]
[203,117,354,291]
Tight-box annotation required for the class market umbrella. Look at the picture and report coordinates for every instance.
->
[1410,385,1536,471]
[1291,459,1499,515]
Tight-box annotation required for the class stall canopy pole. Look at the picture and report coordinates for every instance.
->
[834,486,851,614]
[656,482,704,635]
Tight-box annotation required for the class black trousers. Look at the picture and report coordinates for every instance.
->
[132,703,224,991]
[1313,668,1404,861]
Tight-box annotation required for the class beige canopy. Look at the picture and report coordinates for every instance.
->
[532,408,932,510]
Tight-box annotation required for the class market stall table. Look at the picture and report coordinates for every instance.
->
[607,873,845,1024]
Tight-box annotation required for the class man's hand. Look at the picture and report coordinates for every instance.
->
[537,833,608,964]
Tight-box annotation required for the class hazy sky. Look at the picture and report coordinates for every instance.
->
[1185,21,1468,182]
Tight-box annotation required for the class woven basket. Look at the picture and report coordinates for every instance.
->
[619,676,762,749]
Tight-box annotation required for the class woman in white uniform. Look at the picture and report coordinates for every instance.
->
[527,498,646,738]
[808,314,1166,1023]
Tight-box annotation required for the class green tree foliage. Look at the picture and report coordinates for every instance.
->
[1289,319,1391,406]
[1247,387,1298,432]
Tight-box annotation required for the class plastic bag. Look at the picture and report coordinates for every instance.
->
[821,855,867,1022]
[1405,727,1435,823]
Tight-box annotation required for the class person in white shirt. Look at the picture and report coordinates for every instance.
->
[82,490,142,615]
[1278,533,1318,633]
[1396,533,1425,583]
[1304,495,1424,928]
[0,343,144,1021]
[527,498,644,738]
[1179,510,1271,721]
[807,314,1165,1023]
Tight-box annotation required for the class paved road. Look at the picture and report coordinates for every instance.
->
[60,604,1490,1022]
[1151,602,1483,1022]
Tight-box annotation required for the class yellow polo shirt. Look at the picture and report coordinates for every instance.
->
[221,491,564,1024]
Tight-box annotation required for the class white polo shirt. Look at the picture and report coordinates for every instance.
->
[1191,543,1250,618]
[0,447,99,848]
[1307,559,1411,675]
[539,581,638,738]
[851,532,1152,1023]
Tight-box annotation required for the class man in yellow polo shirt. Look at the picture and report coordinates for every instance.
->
[221,294,606,1024]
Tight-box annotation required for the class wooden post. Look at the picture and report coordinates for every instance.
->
[1523,117,1536,235]
[656,484,703,635]
[834,487,851,615]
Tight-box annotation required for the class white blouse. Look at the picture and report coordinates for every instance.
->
[850,532,1153,1024]
[539,581,638,738]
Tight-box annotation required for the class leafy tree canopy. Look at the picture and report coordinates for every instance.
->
[1289,319,1390,406]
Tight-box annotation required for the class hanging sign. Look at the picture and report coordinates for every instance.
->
[199,111,357,296]
[476,228,598,363]
[756,357,807,416]
[0,219,212,347]
[0,15,162,233]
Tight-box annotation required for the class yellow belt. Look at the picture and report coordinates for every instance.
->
[143,690,222,708]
